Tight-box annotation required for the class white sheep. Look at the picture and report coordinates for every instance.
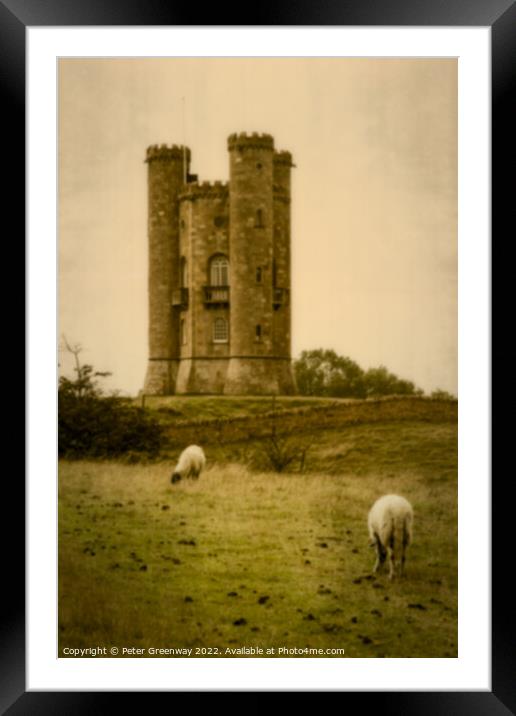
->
[368,494,413,580]
[171,445,206,485]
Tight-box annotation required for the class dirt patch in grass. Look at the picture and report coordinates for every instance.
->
[59,414,457,658]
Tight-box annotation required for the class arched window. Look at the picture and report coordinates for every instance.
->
[255,209,264,228]
[180,257,188,287]
[213,317,228,343]
[210,255,229,286]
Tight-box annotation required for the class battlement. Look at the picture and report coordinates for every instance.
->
[227,132,274,152]
[179,180,229,201]
[274,150,294,167]
[145,131,294,397]
[145,144,191,163]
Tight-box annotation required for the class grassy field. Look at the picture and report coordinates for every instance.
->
[137,394,341,423]
[59,398,457,658]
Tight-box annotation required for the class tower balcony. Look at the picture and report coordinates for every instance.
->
[203,285,230,306]
[273,287,289,309]
[172,287,189,309]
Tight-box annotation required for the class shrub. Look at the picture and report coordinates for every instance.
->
[429,389,457,401]
[58,364,163,459]
[363,366,422,398]
[293,349,423,399]
[294,349,367,398]
[250,397,310,473]
[253,432,310,473]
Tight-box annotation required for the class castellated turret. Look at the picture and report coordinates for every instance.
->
[143,133,297,395]
[143,144,191,395]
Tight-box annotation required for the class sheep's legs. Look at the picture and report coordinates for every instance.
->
[400,525,410,577]
[373,553,380,573]
[373,536,386,573]
[388,549,395,580]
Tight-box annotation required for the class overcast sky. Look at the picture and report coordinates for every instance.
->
[59,57,457,397]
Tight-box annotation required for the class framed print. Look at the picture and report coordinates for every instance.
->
[8,0,514,710]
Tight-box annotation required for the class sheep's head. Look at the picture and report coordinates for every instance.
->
[171,472,182,484]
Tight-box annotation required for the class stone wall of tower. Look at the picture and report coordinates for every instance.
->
[273,151,292,359]
[143,144,190,395]
[227,133,275,352]
[273,151,297,394]
[225,133,281,394]
[143,132,296,396]
[175,182,230,393]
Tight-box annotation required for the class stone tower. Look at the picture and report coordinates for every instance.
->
[143,144,190,395]
[143,132,296,395]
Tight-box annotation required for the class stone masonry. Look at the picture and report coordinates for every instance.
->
[143,132,297,395]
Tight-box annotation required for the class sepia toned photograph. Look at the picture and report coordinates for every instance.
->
[58,57,457,659]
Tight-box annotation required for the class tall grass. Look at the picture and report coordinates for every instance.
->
[59,418,457,658]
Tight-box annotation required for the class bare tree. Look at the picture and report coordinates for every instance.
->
[59,335,110,398]
[59,334,83,374]
[255,395,313,473]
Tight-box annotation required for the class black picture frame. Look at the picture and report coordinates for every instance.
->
[8,0,514,710]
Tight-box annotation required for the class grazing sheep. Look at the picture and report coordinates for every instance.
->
[368,494,413,580]
[171,445,206,485]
